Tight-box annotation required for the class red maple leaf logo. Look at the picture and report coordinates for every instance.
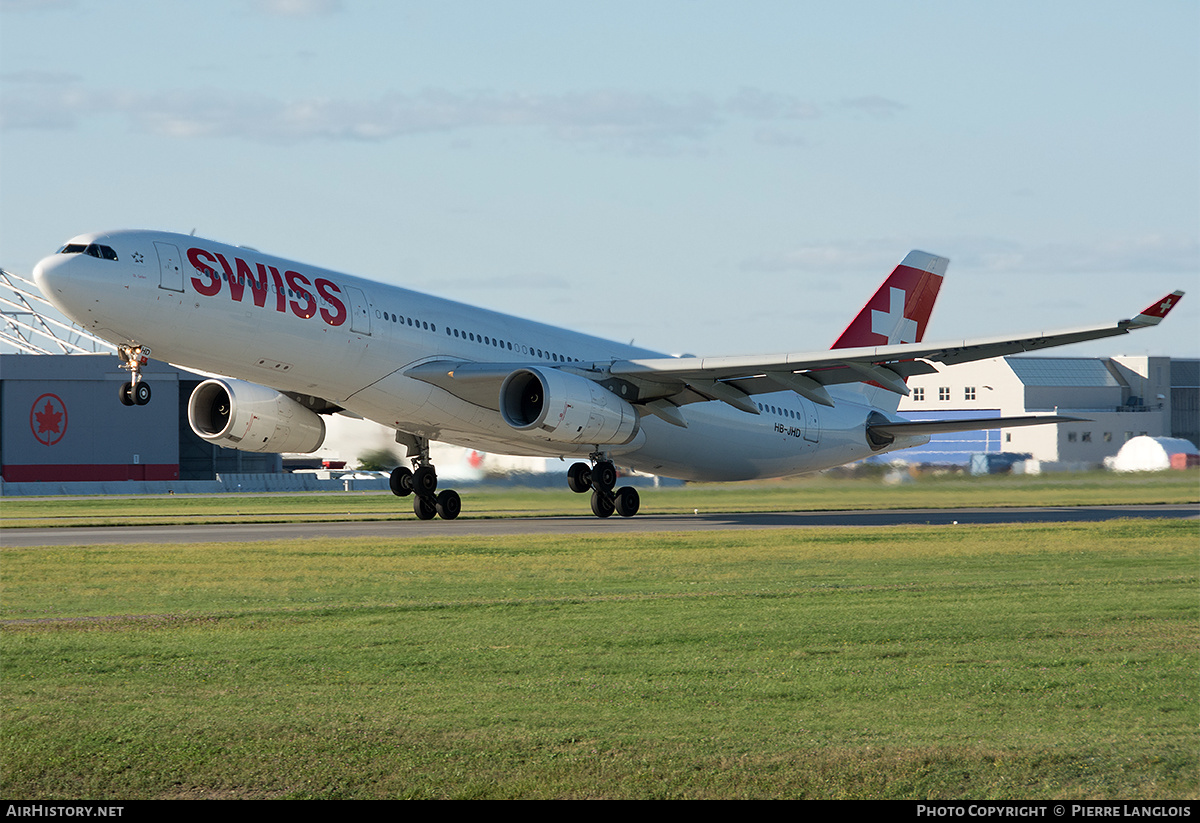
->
[35,401,62,434]
[30,393,68,446]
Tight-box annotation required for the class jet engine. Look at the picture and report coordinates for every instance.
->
[499,367,640,445]
[188,378,326,453]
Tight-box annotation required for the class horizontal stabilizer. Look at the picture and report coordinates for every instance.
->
[868,415,1087,439]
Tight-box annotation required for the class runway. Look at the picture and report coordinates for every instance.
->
[2,504,1195,547]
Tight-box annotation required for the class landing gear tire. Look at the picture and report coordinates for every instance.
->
[590,489,615,518]
[413,494,438,521]
[435,489,461,520]
[119,382,150,405]
[614,487,640,518]
[389,466,414,497]
[414,465,438,496]
[592,461,617,492]
[567,462,592,493]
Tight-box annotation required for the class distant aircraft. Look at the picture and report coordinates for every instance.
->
[33,230,1182,519]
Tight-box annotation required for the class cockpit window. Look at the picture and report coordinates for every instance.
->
[58,243,118,260]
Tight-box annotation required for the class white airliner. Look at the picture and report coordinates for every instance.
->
[32,230,1182,520]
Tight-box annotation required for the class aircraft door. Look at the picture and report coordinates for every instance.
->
[800,398,820,443]
[347,286,371,335]
[155,242,183,292]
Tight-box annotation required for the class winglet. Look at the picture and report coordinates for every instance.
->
[1129,290,1184,327]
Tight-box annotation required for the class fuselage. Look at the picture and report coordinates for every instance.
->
[33,229,921,481]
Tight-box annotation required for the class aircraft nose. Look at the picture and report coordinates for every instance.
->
[32,252,77,312]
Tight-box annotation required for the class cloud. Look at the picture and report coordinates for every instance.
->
[838,96,907,118]
[0,0,78,11]
[966,236,1200,275]
[726,88,822,121]
[431,273,573,291]
[0,79,904,153]
[251,0,343,16]
[741,241,909,274]
[741,235,1200,277]
[0,82,721,149]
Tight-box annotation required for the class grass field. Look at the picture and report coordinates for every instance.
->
[3,468,1197,528]
[2,514,1196,799]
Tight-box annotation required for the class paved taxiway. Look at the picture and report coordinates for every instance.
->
[3,504,1194,547]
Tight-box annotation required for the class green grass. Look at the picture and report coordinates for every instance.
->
[3,468,1197,527]
[2,520,1196,799]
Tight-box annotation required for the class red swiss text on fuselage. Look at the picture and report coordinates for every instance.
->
[186,247,347,327]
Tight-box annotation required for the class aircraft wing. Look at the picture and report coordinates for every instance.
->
[606,290,1185,411]
[405,290,1183,421]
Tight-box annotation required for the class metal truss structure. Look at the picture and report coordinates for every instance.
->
[1,268,115,355]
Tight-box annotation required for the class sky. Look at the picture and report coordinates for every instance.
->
[2,0,1197,360]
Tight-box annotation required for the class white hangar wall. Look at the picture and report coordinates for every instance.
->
[894,355,1190,469]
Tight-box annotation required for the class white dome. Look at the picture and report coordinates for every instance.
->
[1111,436,1199,472]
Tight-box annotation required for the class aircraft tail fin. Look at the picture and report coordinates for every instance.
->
[828,251,947,412]
[831,250,947,350]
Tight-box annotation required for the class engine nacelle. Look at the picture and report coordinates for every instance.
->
[188,378,326,453]
[499,367,640,445]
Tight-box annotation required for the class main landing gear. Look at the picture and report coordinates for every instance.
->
[567,453,640,518]
[389,434,460,520]
[116,344,152,406]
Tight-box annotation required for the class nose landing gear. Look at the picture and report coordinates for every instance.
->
[116,344,152,406]
[567,453,641,518]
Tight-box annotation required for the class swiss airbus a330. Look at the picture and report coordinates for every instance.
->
[33,230,1182,520]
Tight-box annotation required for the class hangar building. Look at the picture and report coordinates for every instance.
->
[5,353,1194,484]
[895,355,1198,470]
[1,353,278,483]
